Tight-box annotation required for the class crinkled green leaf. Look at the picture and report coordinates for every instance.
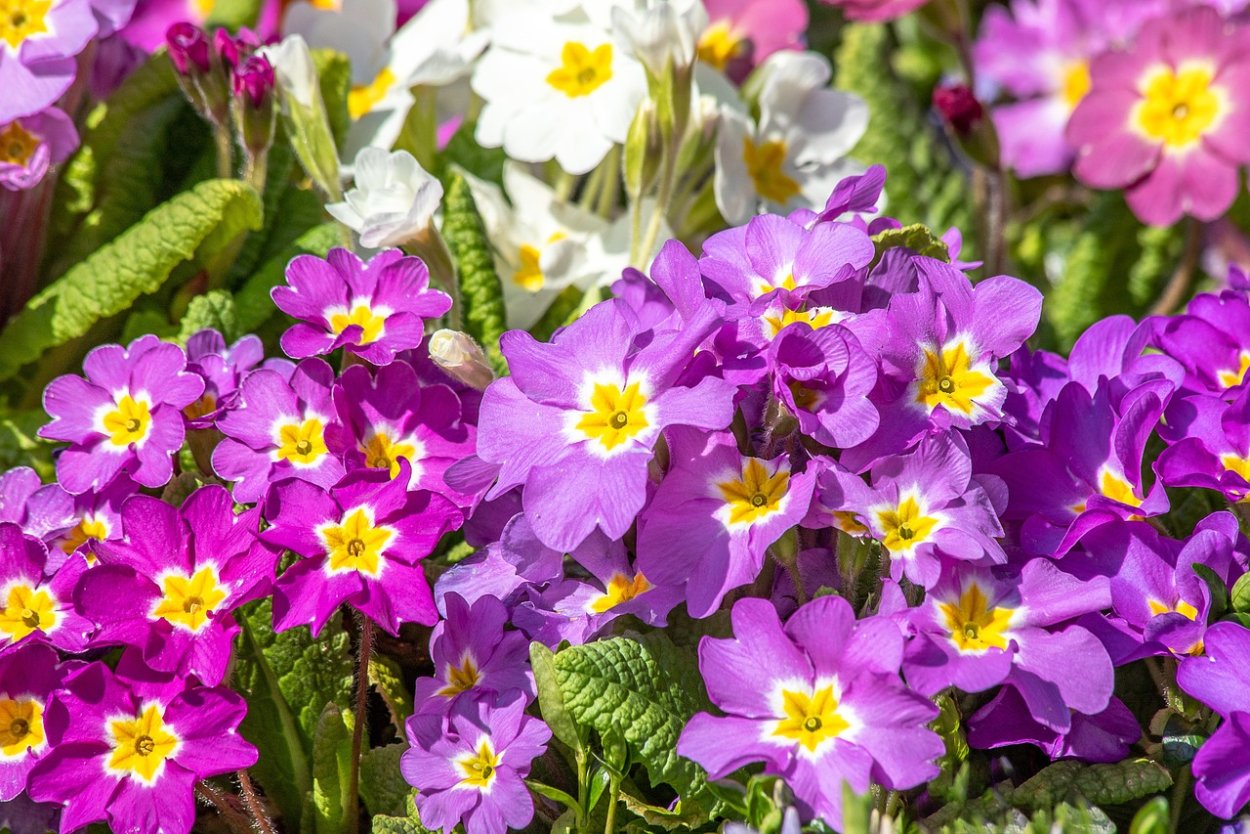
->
[1230,572,1250,613]
[442,172,507,373]
[0,179,262,381]
[311,704,353,834]
[370,798,437,834]
[368,656,413,726]
[360,743,412,818]
[0,409,53,480]
[177,290,238,344]
[530,642,582,752]
[870,223,950,267]
[235,222,341,333]
[551,632,710,799]
[1010,759,1171,809]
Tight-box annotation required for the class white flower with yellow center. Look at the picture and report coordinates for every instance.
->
[463,164,623,329]
[327,148,443,249]
[472,13,646,174]
[714,50,868,224]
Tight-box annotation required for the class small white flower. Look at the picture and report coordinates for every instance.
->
[609,0,709,79]
[472,7,647,174]
[714,50,868,225]
[327,148,443,248]
[464,164,630,329]
[263,35,319,108]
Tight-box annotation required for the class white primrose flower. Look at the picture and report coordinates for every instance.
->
[471,9,646,175]
[327,147,443,248]
[463,163,631,330]
[608,0,709,79]
[713,50,868,225]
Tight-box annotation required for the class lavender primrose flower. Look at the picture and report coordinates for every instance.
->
[40,335,205,493]
[26,658,257,834]
[211,358,344,504]
[1154,290,1250,395]
[966,687,1140,764]
[636,428,818,618]
[769,321,879,448]
[75,486,279,685]
[263,461,460,634]
[476,298,737,552]
[1158,387,1250,503]
[902,559,1115,732]
[679,596,943,826]
[0,523,91,655]
[402,695,552,834]
[327,361,476,502]
[820,434,1006,588]
[0,643,60,800]
[0,467,73,543]
[0,108,79,191]
[184,329,277,428]
[1177,622,1250,818]
[412,592,533,713]
[0,0,97,123]
[272,247,452,365]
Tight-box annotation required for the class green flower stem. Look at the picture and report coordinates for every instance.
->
[603,772,621,834]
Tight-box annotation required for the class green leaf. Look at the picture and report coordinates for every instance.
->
[311,705,354,834]
[551,632,710,800]
[437,123,507,187]
[870,223,951,267]
[313,49,352,147]
[442,172,508,373]
[234,222,341,334]
[177,290,239,344]
[1192,563,1229,622]
[526,779,581,814]
[1129,796,1169,834]
[206,0,262,30]
[1231,572,1250,613]
[0,179,262,382]
[368,656,413,726]
[0,409,53,479]
[528,285,584,342]
[1010,759,1172,809]
[359,743,412,818]
[371,798,437,834]
[530,642,583,752]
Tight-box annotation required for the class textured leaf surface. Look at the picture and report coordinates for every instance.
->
[311,704,353,834]
[0,179,262,381]
[235,222,340,334]
[442,172,507,372]
[551,632,710,798]
[360,743,413,818]
[177,290,238,344]
[871,223,951,266]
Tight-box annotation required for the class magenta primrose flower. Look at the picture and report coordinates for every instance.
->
[40,334,205,494]
[0,642,60,801]
[698,0,808,82]
[402,695,552,834]
[75,486,279,685]
[477,298,737,552]
[26,657,257,834]
[636,428,819,618]
[272,247,452,365]
[1158,386,1250,503]
[1154,289,1250,396]
[263,461,461,635]
[212,358,344,504]
[679,596,943,826]
[0,523,90,655]
[183,328,280,429]
[1067,6,1250,226]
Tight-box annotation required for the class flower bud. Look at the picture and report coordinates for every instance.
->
[167,22,211,75]
[427,329,495,391]
[231,54,277,159]
[214,27,259,71]
[166,23,230,126]
[623,98,662,199]
[263,35,342,200]
[932,82,982,136]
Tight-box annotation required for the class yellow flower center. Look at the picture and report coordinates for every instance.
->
[1134,62,1222,150]
[150,565,228,633]
[696,20,746,71]
[0,584,57,643]
[875,493,941,554]
[1220,453,1250,499]
[764,305,835,338]
[102,394,152,448]
[787,380,823,413]
[348,68,396,120]
[1148,598,1199,620]
[328,303,386,345]
[589,572,653,613]
[184,393,218,421]
[1098,466,1143,509]
[60,514,110,555]
[513,232,567,293]
[0,0,51,51]
[716,457,790,528]
[1061,60,1091,109]
[275,417,328,466]
[0,120,40,166]
[1217,351,1250,389]
[743,137,801,205]
[456,738,503,789]
[547,41,614,98]
[321,507,393,577]
[939,583,1014,653]
[107,704,179,785]
[0,697,44,759]
[437,653,482,697]
[914,339,997,416]
[362,431,417,479]
[771,685,850,754]
[832,510,868,535]
[573,380,651,453]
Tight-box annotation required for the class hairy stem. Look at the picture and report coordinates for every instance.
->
[346,616,375,834]
[237,770,278,834]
